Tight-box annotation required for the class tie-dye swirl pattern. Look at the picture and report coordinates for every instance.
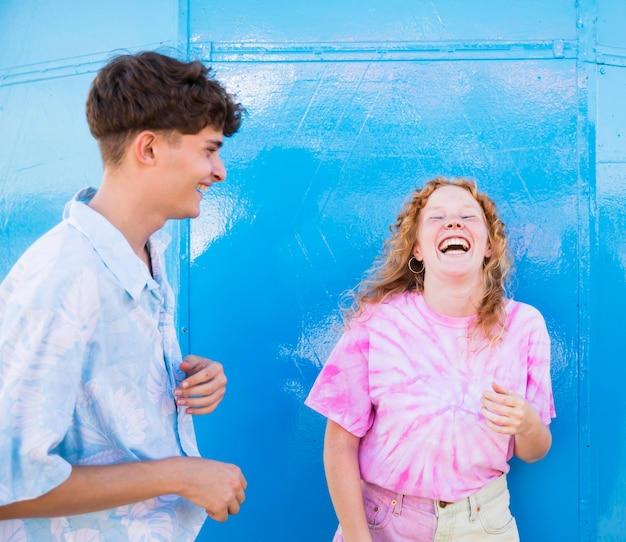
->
[305,292,554,502]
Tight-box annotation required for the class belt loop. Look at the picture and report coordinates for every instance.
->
[468,493,478,522]
[392,493,403,517]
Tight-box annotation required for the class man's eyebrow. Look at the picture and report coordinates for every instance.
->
[205,138,223,148]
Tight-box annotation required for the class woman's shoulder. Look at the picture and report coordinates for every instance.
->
[505,298,548,328]
[351,291,417,324]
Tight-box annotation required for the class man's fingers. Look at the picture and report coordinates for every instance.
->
[182,362,225,389]
[228,500,241,515]
[180,354,204,371]
[236,485,246,504]
[205,492,245,521]
[206,508,228,522]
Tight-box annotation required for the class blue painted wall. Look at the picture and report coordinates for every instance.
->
[0,1,623,540]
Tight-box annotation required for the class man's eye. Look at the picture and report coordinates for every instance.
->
[461,215,476,219]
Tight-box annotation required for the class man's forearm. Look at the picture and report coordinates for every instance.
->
[0,458,183,519]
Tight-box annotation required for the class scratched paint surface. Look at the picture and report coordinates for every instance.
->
[0,74,100,277]
[189,0,576,43]
[190,59,579,541]
[0,1,178,69]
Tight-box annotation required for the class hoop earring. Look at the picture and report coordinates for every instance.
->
[408,257,424,274]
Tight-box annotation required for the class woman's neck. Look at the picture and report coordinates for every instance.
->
[421,274,484,317]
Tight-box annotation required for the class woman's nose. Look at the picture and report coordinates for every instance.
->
[445,218,463,229]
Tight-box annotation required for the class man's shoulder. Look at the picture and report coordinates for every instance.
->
[22,220,96,267]
[1,221,102,296]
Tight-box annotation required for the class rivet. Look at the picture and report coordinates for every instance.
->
[391,499,397,506]
[373,506,379,512]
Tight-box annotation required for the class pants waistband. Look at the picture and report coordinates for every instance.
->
[435,474,509,515]
[361,474,509,518]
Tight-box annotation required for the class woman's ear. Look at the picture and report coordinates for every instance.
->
[413,245,422,261]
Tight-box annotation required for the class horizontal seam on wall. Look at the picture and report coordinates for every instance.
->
[5,38,616,86]
[594,45,626,67]
[0,42,172,87]
[192,39,578,63]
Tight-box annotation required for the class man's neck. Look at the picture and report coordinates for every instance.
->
[87,175,163,261]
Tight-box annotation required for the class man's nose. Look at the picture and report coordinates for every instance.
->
[212,158,226,182]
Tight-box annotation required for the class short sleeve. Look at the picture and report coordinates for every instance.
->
[0,259,94,504]
[304,321,374,437]
[524,310,556,425]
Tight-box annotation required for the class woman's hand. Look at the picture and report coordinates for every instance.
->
[481,381,552,462]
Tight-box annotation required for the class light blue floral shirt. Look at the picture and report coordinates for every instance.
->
[0,188,206,541]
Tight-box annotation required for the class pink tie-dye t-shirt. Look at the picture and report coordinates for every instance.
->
[305,292,555,502]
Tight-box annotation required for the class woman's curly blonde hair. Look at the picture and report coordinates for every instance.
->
[344,176,512,343]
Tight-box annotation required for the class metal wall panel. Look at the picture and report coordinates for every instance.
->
[0,0,179,68]
[593,26,626,542]
[190,56,580,541]
[189,0,577,43]
[0,74,99,277]
[186,2,584,539]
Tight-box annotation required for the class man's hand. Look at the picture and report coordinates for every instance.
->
[176,355,227,415]
[174,458,247,522]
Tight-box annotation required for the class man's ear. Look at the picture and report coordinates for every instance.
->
[133,131,158,165]
[485,242,492,259]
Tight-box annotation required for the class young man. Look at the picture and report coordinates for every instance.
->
[0,51,247,541]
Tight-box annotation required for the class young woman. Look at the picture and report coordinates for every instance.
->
[305,177,555,542]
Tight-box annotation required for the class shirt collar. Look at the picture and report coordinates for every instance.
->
[63,187,171,300]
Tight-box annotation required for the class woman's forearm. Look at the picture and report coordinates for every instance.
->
[324,420,372,542]
[514,422,552,463]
